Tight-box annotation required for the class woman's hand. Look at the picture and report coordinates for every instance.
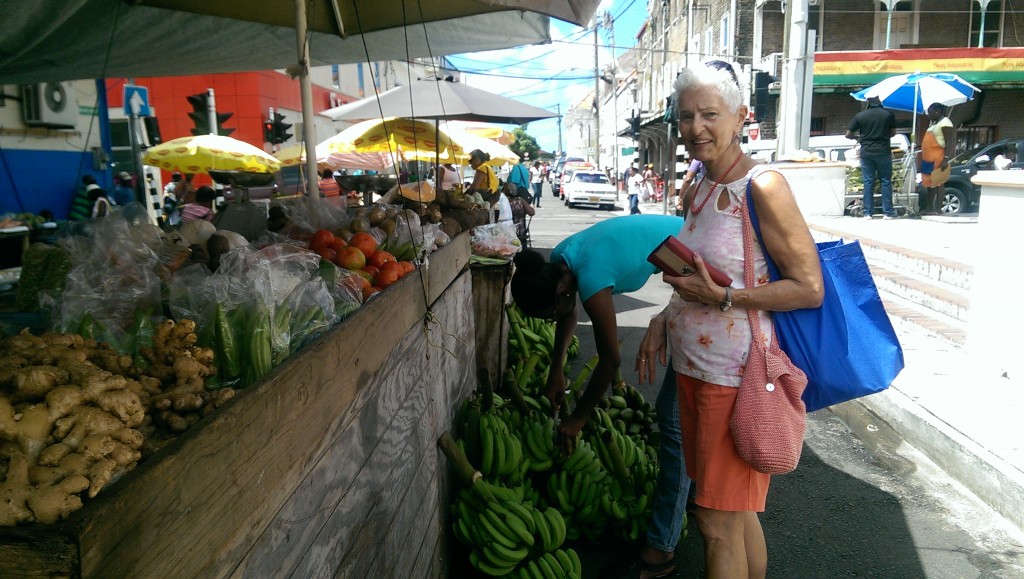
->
[544,371,567,417]
[636,316,668,385]
[661,253,725,306]
[555,414,585,455]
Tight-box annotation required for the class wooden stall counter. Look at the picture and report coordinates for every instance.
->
[0,234,480,578]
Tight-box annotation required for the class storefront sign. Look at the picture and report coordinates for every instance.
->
[814,47,1024,86]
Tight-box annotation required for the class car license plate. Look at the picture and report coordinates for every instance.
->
[589,196,600,202]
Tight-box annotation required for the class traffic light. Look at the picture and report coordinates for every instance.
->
[630,115,641,138]
[142,116,162,146]
[753,71,774,123]
[187,92,211,136]
[269,112,292,145]
[263,119,276,143]
[186,91,234,136]
[215,111,234,137]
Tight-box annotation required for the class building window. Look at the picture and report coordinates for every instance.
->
[720,14,731,56]
[970,0,1002,47]
[690,35,700,61]
[705,27,714,57]
[356,63,364,97]
[810,117,826,137]
[874,0,920,50]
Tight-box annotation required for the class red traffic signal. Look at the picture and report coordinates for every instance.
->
[263,120,275,143]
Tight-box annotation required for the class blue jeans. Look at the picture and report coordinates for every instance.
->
[532,183,543,206]
[860,153,894,217]
[628,193,640,214]
[646,365,692,553]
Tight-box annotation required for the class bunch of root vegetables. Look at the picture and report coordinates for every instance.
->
[0,319,234,526]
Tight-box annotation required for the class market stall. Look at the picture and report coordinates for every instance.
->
[0,234,480,577]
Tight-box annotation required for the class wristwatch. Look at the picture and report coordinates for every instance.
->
[719,287,733,312]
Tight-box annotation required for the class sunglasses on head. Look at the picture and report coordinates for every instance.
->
[704,60,740,86]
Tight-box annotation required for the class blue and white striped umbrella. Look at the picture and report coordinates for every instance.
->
[850,73,980,114]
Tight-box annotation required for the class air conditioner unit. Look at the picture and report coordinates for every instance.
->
[21,82,78,129]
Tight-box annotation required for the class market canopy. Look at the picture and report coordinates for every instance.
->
[323,77,559,125]
[143,134,281,174]
[404,126,520,167]
[0,0,598,83]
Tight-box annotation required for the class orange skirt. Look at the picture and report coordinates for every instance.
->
[677,373,771,512]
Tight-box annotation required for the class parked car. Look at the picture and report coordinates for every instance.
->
[563,169,616,210]
[943,138,1023,215]
[551,157,586,196]
[557,161,594,199]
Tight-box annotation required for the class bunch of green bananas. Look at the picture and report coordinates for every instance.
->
[592,382,657,439]
[519,413,559,472]
[452,483,579,577]
[545,440,612,542]
[506,304,581,396]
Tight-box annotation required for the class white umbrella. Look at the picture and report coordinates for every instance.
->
[323,77,557,124]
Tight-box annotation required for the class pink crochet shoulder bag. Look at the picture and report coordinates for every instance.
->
[729,189,808,475]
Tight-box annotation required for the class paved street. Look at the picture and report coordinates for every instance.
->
[522,181,1024,578]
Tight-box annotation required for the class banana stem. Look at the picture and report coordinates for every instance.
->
[505,303,531,358]
[478,368,494,413]
[504,369,532,415]
[438,432,481,487]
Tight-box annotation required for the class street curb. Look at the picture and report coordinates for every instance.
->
[829,386,1024,533]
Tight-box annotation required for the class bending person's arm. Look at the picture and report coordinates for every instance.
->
[555,288,620,452]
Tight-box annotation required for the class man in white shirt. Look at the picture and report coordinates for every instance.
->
[529,161,544,207]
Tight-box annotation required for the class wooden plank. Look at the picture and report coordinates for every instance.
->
[291,280,473,577]
[0,527,78,578]
[471,263,511,387]
[425,233,471,306]
[376,454,438,577]
[235,315,427,575]
[68,244,466,577]
[410,506,443,579]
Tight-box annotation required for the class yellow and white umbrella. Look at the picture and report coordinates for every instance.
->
[405,126,519,167]
[450,121,517,146]
[143,134,281,174]
[322,117,462,160]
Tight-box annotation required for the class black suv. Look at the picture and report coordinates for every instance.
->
[943,138,1022,214]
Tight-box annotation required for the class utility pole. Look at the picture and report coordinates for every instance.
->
[603,10,618,198]
[593,22,601,169]
[556,103,563,155]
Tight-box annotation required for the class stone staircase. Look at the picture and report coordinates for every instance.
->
[808,223,971,348]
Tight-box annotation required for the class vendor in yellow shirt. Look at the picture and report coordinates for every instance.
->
[467,149,499,205]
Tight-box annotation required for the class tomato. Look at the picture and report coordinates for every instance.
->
[348,232,379,259]
[398,260,415,274]
[310,229,335,251]
[368,250,396,269]
[334,246,366,270]
[361,284,378,302]
[375,266,400,288]
[316,247,337,262]
[380,260,405,281]
[362,265,380,277]
[327,237,348,253]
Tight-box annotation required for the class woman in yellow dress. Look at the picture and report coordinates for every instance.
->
[919,103,956,215]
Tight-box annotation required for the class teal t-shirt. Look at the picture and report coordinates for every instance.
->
[551,215,685,302]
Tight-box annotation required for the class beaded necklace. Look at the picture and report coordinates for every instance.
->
[690,150,745,215]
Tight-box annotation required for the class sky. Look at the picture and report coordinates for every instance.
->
[446,0,649,155]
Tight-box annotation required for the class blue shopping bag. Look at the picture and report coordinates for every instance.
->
[746,187,904,412]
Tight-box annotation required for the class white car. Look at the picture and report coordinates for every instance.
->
[564,170,617,210]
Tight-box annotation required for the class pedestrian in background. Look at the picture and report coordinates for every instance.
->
[112,171,136,206]
[319,169,341,198]
[627,166,643,215]
[845,95,897,219]
[530,161,544,207]
[89,188,112,218]
[918,102,956,215]
[179,186,217,223]
[69,175,99,221]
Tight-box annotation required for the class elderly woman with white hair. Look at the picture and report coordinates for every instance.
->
[636,61,823,578]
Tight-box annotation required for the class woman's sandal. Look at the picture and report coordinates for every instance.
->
[626,556,677,578]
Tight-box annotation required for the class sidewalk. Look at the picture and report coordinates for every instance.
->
[802,214,1024,533]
